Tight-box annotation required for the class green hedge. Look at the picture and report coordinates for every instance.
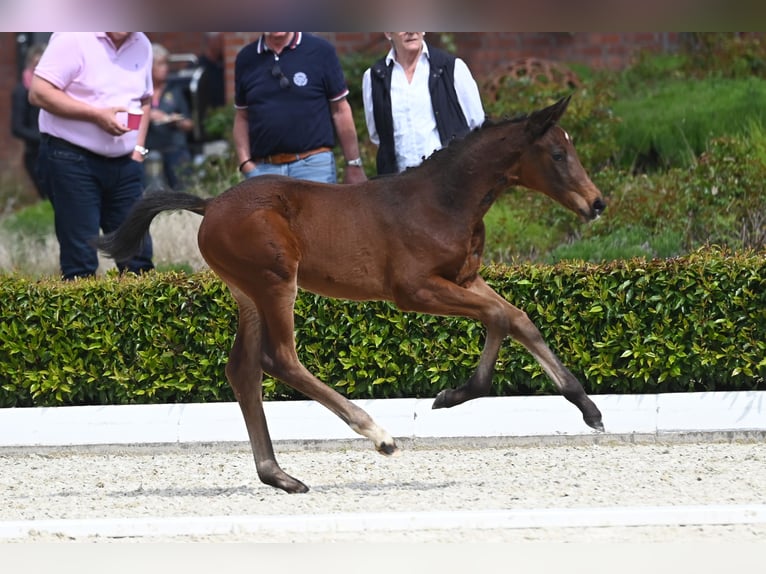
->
[1,248,764,408]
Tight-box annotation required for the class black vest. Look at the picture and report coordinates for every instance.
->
[369,46,470,175]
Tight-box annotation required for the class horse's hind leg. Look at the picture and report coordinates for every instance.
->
[227,292,309,493]
[253,284,398,457]
[264,338,398,455]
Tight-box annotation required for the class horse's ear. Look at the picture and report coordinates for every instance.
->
[526,95,571,141]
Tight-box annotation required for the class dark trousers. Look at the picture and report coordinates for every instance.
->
[162,147,192,191]
[37,136,154,280]
[23,146,47,200]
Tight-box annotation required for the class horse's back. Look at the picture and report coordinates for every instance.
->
[209,174,357,215]
[199,175,407,300]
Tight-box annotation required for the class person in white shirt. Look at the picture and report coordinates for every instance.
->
[362,32,485,175]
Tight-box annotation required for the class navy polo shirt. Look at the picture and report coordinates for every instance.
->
[234,33,349,158]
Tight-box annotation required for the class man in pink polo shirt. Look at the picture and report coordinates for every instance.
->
[30,32,154,280]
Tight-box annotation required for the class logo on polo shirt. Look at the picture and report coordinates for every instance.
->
[293,72,308,87]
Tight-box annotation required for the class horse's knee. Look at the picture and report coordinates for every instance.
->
[225,353,246,385]
[260,350,276,373]
[262,352,303,383]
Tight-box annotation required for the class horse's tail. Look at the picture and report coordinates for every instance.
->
[94,190,208,262]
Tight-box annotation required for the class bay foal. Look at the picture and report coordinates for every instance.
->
[98,96,606,493]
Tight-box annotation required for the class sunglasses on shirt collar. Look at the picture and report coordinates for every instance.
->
[272,63,290,89]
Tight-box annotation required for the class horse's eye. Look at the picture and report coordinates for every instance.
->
[552,152,565,162]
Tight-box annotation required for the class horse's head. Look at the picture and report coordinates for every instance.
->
[518,96,606,221]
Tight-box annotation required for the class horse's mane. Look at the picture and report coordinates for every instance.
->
[406,113,529,173]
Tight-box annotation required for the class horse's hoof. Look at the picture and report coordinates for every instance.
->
[264,474,310,494]
[432,390,450,409]
[586,417,605,432]
[377,441,400,457]
[282,480,310,494]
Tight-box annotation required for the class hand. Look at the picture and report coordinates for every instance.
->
[239,159,257,179]
[149,108,167,123]
[95,107,132,136]
[150,110,184,125]
[343,165,367,185]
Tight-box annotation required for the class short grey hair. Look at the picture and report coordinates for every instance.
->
[25,43,47,68]
[152,43,169,61]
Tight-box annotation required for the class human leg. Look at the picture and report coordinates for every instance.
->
[24,146,46,200]
[162,147,193,190]
[100,157,154,274]
[287,150,336,183]
[245,151,336,184]
[245,162,285,179]
[39,142,103,280]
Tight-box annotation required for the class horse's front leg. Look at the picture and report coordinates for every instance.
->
[431,325,504,409]
[401,276,603,431]
[502,307,604,431]
[227,295,309,493]
[474,278,603,430]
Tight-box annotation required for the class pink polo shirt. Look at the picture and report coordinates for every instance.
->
[35,32,153,157]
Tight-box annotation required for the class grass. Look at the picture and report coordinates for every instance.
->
[612,76,766,170]
[483,190,581,263]
[545,227,685,263]
[0,199,53,239]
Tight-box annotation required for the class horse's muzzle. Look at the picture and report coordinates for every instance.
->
[584,197,606,221]
[592,198,606,217]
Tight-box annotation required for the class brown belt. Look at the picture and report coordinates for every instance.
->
[254,146,333,165]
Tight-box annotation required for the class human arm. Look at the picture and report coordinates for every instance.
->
[149,110,192,133]
[11,86,40,144]
[454,58,485,130]
[131,97,151,162]
[177,117,194,133]
[28,75,131,137]
[330,97,367,184]
[361,69,379,146]
[232,107,254,176]
[167,114,194,133]
[174,107,194,133]
[151,86,194,133]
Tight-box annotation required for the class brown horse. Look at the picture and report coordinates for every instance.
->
[97,95,605,493]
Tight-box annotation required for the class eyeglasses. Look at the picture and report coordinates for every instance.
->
[272,63,290,89]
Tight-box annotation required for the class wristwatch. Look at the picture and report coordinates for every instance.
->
[134,145,149,157]
[346,157,363,167]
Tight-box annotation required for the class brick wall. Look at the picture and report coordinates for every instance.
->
[212,32,681,106]
[1,33,27,189]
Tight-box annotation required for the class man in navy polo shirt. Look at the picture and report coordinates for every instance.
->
[233,32,367,184]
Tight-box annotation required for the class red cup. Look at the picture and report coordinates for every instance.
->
[127,109,143,130]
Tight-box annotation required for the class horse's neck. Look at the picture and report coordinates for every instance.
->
[427,127,523,215]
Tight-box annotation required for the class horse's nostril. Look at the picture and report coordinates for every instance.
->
[593,198,606,215]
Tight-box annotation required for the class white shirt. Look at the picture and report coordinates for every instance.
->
[362,42,485,172]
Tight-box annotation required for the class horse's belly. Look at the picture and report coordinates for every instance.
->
[297,268,390,302]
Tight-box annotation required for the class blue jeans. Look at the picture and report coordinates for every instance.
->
[37,136,154,280]
[244,150,336,183]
